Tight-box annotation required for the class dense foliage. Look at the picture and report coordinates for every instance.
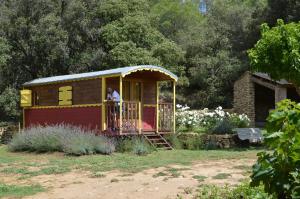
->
[264,0,300,27]
[249,20,300,86]
[0,0,299,122]
[9,125,115,155]
[0,87,19,121]
[248,5,300,198]
[251,100,300,198]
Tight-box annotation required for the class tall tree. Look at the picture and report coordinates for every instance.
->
[0,87,19,121]
[0,37,11,91]
[248,0,300,45]
[0,37,10,67]
[0,0,186,121]
[100,1,185,80]
[265,0,300,26]
[0,0,106,88]
[249,20,300,86]
[0,0,184,90]
[179,0,261,108]
[1,0,293,119]
[150,0,203,43]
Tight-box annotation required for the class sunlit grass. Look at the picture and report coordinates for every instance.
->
[212,173,232,179]
[0,183,45,198]
[0,145,260,175]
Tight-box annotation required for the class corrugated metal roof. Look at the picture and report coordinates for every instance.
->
[23,65,178,86]
[253,72,291,85]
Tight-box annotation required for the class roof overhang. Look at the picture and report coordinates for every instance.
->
[252,72,291,86]
[121,66,178,81]
[23,65,178,87]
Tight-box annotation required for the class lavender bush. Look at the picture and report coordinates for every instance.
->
[8,125,115,155]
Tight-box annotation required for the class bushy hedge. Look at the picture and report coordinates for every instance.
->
[211,118,234,134]
[9,125,115,155]
[116,136,153,155]
[164,133,204,150]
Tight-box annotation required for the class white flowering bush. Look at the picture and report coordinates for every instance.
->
[228,113,251,128]
[176,104,200,130]
[176,104,250,133]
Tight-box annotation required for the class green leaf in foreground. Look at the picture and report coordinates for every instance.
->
[250,99,300,198]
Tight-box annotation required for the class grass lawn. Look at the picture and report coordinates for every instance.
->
[0,145,260,173]
[0,145,260,198]
[0,183,45,198]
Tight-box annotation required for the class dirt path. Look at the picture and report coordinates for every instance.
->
[17,158,255,199]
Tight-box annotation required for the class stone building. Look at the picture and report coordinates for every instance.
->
[234,71,300,127]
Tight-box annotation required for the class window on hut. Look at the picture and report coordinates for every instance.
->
[58,86,72,105]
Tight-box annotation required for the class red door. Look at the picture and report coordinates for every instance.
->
[142,106,156,131]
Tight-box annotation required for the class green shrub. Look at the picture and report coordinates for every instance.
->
[211,118,233,134]
[94,137,116,155]
[0,87,20,122]
[164,134,182,149]
[184,136,202,150]
[251,99,300,198]
[204,140,218,150]
[196,182,271,199]
[132,139,152,156]
[231,183,273,199]
[0,121,15,127]
[116,137,135,152]
[116,136,153,155]
[9,125,115,155]
[63,134,96,155]
[177,133,203,150]
[165,133,204,150]
[229,113,250,128]
[193,126,208,134]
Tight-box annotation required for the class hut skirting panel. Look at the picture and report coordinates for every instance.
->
[24,107,102,131]
[142,106,156,131]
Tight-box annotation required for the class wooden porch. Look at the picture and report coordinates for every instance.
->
[103,100,174,135]
[102,70,176,135]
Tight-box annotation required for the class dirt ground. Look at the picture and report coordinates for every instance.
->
[2,158,256,199]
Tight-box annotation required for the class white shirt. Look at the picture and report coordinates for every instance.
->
[107,90,120,102]
[112,90,120,102]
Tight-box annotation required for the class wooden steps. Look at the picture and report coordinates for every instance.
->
[143,133,173,150]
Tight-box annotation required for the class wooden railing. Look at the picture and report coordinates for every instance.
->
[122,101,140,133]
[105,101,173,133]
[105,100,140,134]
[105,101,119,132]
[158,102,173,132]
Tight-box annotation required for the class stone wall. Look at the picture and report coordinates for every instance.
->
[202,134,239,149]
[233,71,255,126]
[275,86,287,104]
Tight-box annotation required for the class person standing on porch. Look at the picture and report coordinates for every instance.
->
[107,88,120,131]
[107,87,120,102]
